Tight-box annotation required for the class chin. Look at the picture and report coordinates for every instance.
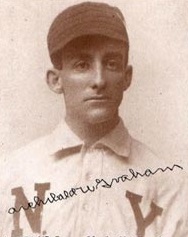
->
[85,109,117,125]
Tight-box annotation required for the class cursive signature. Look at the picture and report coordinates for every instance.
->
[8,163,183,214]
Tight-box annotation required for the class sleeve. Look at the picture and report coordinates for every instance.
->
[159,171,188,236]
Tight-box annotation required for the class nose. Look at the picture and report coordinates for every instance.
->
[91,60,106,90]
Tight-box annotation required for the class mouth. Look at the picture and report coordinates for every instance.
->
[85,95,109,101]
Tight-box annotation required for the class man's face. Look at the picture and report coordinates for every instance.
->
[54,36,132,125]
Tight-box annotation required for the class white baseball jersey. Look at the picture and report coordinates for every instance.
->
[1,119,188,237]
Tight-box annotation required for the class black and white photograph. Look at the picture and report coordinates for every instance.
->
[0,1,188,236]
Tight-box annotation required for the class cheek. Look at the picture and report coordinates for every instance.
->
[111,84,124,107]
[109,77,125,97]
[64,86,79,102]
[62,78,85,102]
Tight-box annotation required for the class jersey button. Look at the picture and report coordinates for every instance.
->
[83,203,89,211]
[85,172,93,181]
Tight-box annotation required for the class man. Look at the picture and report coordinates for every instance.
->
[0,2,187,237]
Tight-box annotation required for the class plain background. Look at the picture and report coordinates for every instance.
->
[0,0,188,169]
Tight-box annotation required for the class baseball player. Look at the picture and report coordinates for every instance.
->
[1,2,188,237]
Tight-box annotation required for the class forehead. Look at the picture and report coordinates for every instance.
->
[61,35,127,58]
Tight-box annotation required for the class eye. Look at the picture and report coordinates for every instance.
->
[105,59,122,71]
[74,60,90,72]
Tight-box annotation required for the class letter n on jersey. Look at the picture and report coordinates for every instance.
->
[11,183,50,237]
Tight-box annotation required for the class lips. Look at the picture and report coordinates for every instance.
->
[84,95,109,101]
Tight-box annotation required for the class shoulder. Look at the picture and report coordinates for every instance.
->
[129,136,165,169]
[3,134,49,161]
[0,134,51,184]
[128,135,187,194]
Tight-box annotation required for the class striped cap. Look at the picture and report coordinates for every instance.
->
[47,2,129,68]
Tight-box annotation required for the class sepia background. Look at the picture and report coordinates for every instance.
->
[0,0,188,169]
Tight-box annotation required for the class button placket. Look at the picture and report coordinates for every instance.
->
[77,145,106,235]
[83,147,95,181]
[80,146,103,210]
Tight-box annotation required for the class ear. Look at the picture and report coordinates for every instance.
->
[123,65,133,91]
[46,68,64,94]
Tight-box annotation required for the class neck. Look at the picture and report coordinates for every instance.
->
[65,116,120,145]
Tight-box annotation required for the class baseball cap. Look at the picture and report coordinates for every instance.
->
[47,1,129,68]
